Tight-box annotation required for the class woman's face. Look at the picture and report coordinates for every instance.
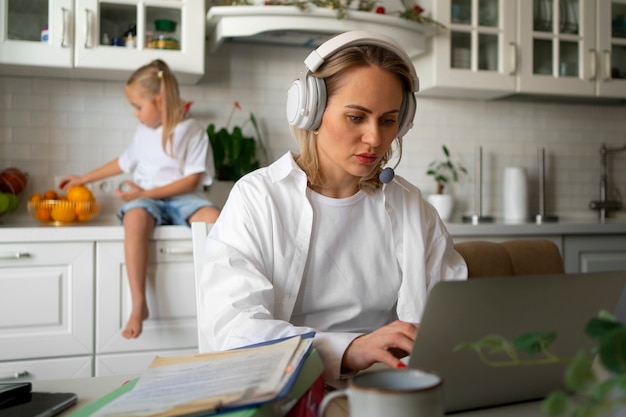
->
[125,83,163,129]
[315,65,404,195]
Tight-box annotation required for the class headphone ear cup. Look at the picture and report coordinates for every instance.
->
[286,73,327,130]
[306,76,326,131]
[397,92,416,138]
[286,78,308,128]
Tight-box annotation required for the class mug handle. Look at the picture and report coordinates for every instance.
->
[318,389,347,417]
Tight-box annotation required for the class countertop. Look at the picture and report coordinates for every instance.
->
[1,214,626,243]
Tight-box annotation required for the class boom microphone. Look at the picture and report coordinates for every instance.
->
[379,167,395,184]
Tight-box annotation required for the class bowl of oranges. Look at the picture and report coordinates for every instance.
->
[28,185,100,225]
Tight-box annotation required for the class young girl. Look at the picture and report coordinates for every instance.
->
[59,59,220,339]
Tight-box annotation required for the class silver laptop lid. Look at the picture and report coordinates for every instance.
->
[408,271,626,414]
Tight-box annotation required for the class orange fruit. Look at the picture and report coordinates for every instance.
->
[35,205,52,222]
[29,193,43,203]
[51,203,76,222]
[43,189,58,200]
[67,185,94,202]
[75,201,97,222]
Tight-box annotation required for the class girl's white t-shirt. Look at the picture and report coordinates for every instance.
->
[291,188,401,332]
[118,118,214,190]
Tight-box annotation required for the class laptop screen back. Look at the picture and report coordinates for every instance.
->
[408,271,626,414]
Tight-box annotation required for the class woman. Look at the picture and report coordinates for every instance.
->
[197,31,467,380]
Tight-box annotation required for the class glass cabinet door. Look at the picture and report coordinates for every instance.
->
[596,0,626,97]
[450,0,501,72]
[518,0,595,95]
[0,0,73,68]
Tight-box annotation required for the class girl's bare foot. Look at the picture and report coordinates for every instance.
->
[122,307,149,339]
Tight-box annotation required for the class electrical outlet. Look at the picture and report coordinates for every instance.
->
[94,179,115,195]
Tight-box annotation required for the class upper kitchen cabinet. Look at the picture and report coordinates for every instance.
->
[413,0,518,99]
[414,0,626,100]
[0,0,205,84]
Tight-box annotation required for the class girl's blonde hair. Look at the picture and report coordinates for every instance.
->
[291,45,413,193]
[126,59,185,156]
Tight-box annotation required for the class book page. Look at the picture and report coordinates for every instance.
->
[92,336,311,417]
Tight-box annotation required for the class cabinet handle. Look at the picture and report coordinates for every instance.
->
[0,370,29,380]
[603,50,611,82]
[159,247,193,255]
[589,49,597,81]
[0,252,31,260]
[61,7,70,48]
[84,9,93,49]
[509,42,517,75]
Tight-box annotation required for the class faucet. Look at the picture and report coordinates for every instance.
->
[589,143,626,223]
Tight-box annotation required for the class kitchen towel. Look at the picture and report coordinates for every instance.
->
[503,167,528,223]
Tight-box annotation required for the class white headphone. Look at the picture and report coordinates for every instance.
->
[285,30,419,138]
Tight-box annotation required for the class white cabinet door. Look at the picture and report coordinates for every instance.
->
[595,0,626,97]
[516,0,596,96]
[0,356,92,381]
[0,242,94,361]
[563,235,626,273]
[415,0,517,99]
[96,240,198,354]
[0,0,73,68]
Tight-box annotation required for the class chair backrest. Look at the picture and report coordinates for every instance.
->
[191,221,212,351]
[454,239,564,278]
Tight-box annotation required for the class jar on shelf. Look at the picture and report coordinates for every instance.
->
[124,23,137,48]
[149,19,180,50]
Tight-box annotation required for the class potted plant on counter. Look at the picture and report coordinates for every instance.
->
[425,145,467,221]
[206,101,268,207]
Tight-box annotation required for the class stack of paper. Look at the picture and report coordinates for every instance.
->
[74,335,321,417]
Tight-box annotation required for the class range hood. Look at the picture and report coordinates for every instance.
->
[206,5,438,58]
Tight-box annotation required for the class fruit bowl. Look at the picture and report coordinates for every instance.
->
[28,200,100,225]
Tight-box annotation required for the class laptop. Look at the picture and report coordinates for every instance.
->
[0,382,77,417]
[408,270,626,414]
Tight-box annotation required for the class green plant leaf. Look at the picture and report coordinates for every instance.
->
[512,331,557,355]
[542,391,571,416]
[565,351,596,392]
[585,315,624,342]
[597,328,626,374]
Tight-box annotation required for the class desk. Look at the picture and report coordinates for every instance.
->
[32,376,546,417]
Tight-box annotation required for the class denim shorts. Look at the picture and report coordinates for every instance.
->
[117,192,216,226]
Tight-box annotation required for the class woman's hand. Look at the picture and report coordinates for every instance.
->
[341,320,418,372]
[58,175,83,191]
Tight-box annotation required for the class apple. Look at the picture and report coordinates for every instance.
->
[0,167,27,195]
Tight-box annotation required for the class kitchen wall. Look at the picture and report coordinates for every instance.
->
[1,41,625,223]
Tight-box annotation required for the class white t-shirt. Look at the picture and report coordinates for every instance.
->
[118,118,214,189]
[291,188,400,332]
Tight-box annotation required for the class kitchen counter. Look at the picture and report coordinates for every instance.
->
[0,214,190,242]
[2,213,626,243]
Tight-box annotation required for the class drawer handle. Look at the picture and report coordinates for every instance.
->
[0,252,31,260]
[159,247,193,255]
[61,7,70,48]
[0,370,29,380]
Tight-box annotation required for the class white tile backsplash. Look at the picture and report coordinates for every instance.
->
[1,41,626,222]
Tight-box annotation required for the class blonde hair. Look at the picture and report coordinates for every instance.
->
[292,45,412,194]
[126,59,185,156]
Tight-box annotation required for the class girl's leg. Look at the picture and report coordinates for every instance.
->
[188,205,220,224]
[121,207,156,339]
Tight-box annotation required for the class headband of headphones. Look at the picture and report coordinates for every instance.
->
[286,30,419,137]
[304,31,420,92]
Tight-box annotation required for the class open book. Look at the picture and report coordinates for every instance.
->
[90,335,315,417]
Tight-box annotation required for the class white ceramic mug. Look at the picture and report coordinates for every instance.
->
[318,369,444,417]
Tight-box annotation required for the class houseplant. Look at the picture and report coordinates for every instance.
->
[425,145,467,221]
[207,101,267,182]
[542,311,626,417]
[206,101,267,207]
